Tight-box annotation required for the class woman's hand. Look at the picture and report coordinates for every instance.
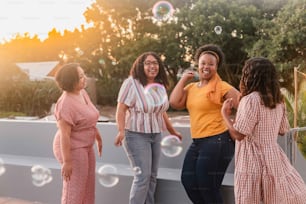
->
[96,133,102,157]
[171,131,183,141]
[221,98,233,118]
[182,71,196,82]
[114,131,125,146]
[62,161,72,181]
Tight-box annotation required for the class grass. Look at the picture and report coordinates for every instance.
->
[0,111,27,118]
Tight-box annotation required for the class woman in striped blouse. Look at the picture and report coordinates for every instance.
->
[114,51,182,204]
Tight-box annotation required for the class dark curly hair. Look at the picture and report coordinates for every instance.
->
[130,51,169,88]
[55,63,80,92]
[194,44,225,69]
[239,57,283,108]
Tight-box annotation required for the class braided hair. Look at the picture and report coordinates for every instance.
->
[239,57,283,108]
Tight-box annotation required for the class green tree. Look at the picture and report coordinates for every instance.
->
[249,0,306,94]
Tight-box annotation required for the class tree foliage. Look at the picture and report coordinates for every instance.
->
[0,0,304,106]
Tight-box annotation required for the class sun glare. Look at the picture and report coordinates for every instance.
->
[0,0,94,43]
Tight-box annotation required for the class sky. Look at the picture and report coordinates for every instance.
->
[0,0,95,43]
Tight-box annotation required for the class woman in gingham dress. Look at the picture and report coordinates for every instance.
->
[221,57,306,204]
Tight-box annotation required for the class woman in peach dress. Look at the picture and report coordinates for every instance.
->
[222,57,306,204]
[53,63,102,204]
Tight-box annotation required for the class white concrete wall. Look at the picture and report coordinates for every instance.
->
[0,120,237,204]
[2,120,304,203]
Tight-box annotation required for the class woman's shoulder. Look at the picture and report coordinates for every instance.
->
[220,80,235,89]
[185,82,197,89]
[56,92,75,107]
[242,92,261,103]
[122,76,134,85]
[54,93,71,114]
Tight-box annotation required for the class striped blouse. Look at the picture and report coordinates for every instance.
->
[117,76,169,133]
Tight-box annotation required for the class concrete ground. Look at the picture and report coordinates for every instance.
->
[0,197,41,204]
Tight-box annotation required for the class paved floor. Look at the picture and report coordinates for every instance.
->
[0,197,42,204]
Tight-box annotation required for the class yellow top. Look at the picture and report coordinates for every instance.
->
[185,75,233,138]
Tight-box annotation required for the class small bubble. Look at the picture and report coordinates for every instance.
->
[97,164,119,188]
[133,166,142,175]
[0,158,6,176]
[231,29,237,38]
[161,135,183,157]
[98,58,105,65]
[31,165,53,187]
[214,26,222,35]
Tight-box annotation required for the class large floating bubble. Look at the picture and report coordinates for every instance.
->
[152,1,174,21]
[0,158,6,176]
[144,83,168,107]
[97,164,119,188]
[161,135,183,157]
[31,165,53,187]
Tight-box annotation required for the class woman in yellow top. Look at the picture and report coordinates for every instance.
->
[170,44,240,204]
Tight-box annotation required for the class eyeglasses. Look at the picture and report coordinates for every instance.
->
[144,61,159,66]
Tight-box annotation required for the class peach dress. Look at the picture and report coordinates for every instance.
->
[53,89,99,204]
[233,92,306,204]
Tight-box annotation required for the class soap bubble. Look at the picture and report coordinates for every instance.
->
[144,83,168,107]
[214,26,222,35]
[231,29,237,38]
[0,158,6,176]
[75,47,84,56]
[97,164,119,188]
[31,165,53,187]
[152,1,174,21]
[98,58,105,65]
[161,135,183,157]
[133,166,142,175]
[176,68,199,81]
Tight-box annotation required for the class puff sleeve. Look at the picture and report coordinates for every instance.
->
[233,94,259,136]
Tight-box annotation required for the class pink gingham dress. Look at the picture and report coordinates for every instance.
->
[233,92,306,204]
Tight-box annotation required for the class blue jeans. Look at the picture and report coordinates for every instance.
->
[123,130,162,204]
[181,131,235,204]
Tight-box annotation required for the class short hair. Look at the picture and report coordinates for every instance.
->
[129,52,169,88]
[55,63,80,92]
[194,44,225,69]
[240,57,283,108]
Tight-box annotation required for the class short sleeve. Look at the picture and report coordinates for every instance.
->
[184,82,196,91]
[221,81,233,97]
[279,103,290,135]
[117,77,136,107]
[233,94,259,136]
[54,99,75,126]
